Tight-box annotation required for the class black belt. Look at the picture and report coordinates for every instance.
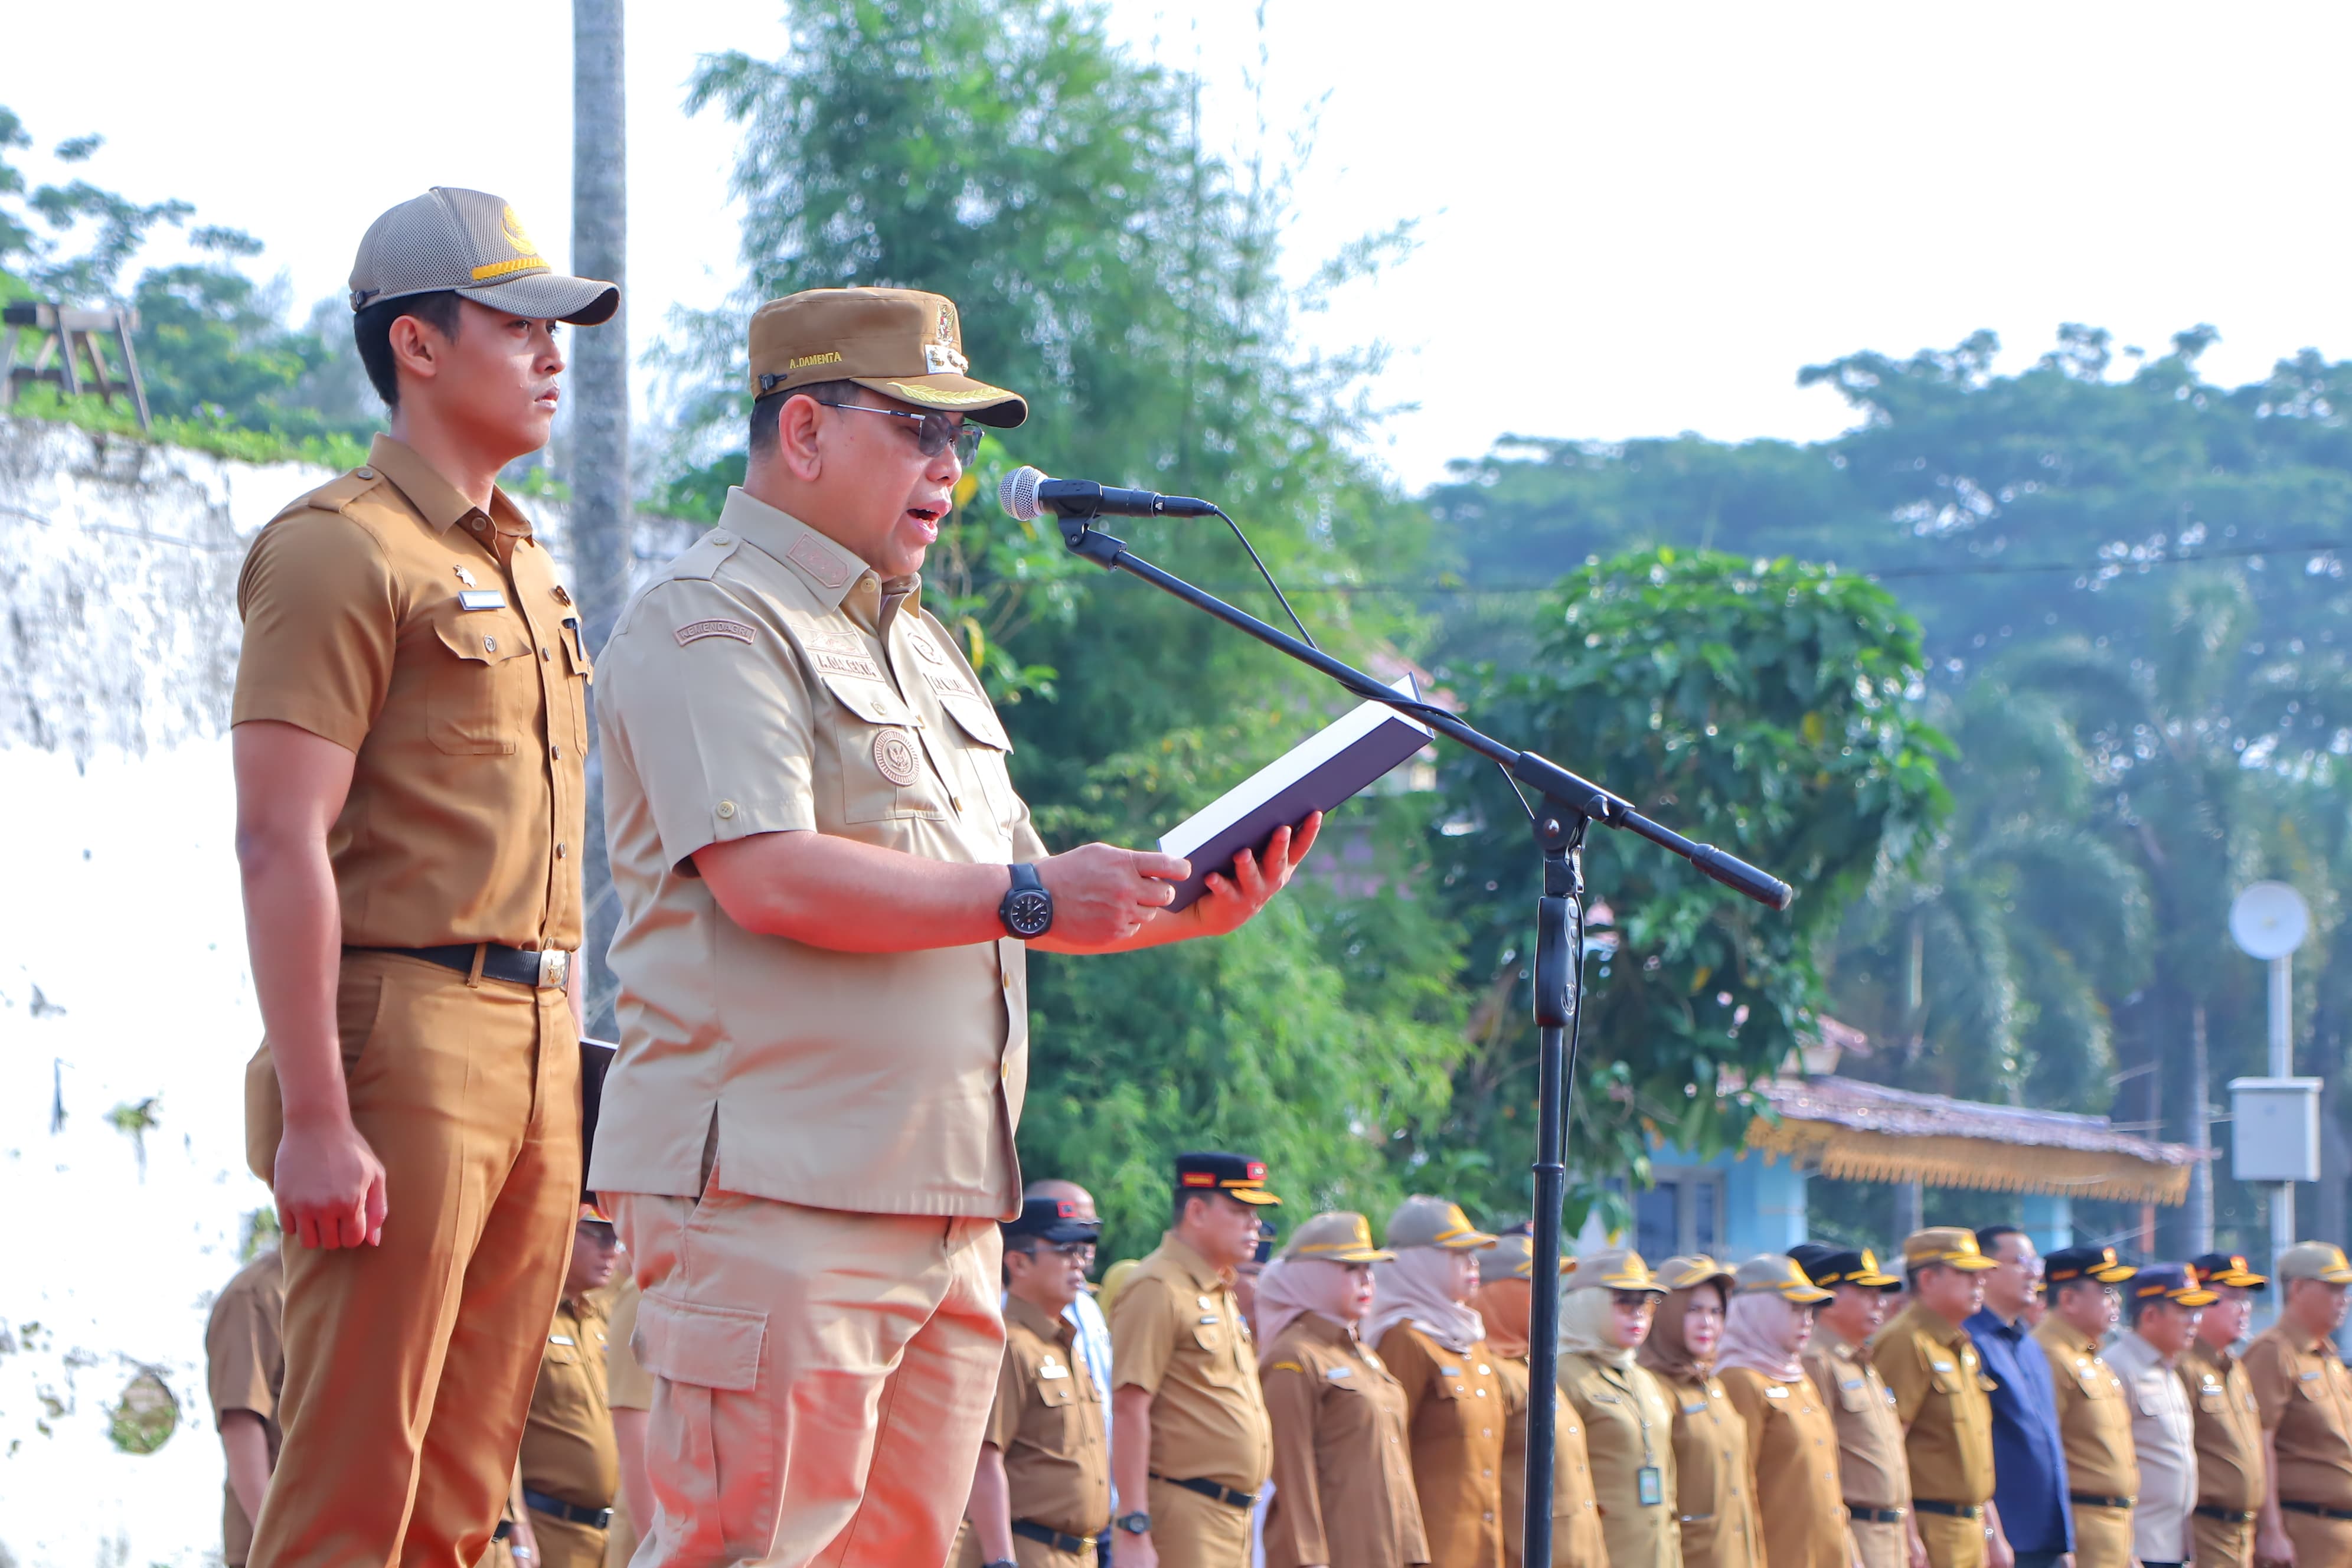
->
[2282,1500,2352,1522]
[354,943,572,990]
[2194,1505,2258,1523]
[1012,1520,1097,1554]
[1848,1505,1908,1524]
[2072,1492,2137,1511]
[1913,1500,1984,1520]
[1150,1473,1258,1510]
[522,1487,613,1528]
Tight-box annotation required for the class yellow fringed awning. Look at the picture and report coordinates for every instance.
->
[1740,1075,2199,1207]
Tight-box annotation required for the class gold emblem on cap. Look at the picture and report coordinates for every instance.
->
[501,205,537,254]
[873,730,919,786]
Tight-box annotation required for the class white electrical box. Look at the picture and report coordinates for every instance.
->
[2230,1077,2323,1184]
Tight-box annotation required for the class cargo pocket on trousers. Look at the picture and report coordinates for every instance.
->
[636,1292,773,1547]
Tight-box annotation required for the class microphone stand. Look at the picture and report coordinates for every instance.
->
[1049,502,1792,1568]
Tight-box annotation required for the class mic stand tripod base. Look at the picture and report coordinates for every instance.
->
[1521,804,1586,1568]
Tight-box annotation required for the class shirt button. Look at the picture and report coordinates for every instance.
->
[551,744,562,760]
[556,843,568,859]
[355,466,374,479]
[541,646,551,660]
[471,518,486,531]
[716,800,737,819]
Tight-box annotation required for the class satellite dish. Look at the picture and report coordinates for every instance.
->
[2230,881,2311,961]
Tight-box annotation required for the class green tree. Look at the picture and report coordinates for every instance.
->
[1426,548,1949,1227]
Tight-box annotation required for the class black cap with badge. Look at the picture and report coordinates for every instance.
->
[1790,1243,1902,1292]
[1174,1151,1282,1207]
[1002,1195,1100,1246]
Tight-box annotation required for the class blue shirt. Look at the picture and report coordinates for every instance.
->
[1965,1308,2074,1555]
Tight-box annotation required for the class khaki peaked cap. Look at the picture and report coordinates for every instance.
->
[1383,1194,1497,1252]
[1902,1226,1998,1272]
[1282,1211,1393,1264]
[1572,1246,1664,1293]
[747,288,1027,427]
[2277,1241,2352,1284]
[1486,1230,1570,1280]
[1733,1253,1834,1302]
[1655,1253,1736,1291]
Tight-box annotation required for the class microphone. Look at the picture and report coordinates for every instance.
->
[998,465,1219,522]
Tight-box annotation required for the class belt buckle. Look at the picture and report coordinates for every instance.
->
[538,949,571,991]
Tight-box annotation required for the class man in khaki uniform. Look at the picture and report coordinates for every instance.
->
[1790,1244,1910,1568]
[2036,1244,2141,1568]
[2243,1242,2352,1567]
[965,1197,1112,1568]
[233,187,615,1568]
[1873,1228,2002,1568]
[589,290,1315,1568]
[207,1246,286,1568]
[2181,1253,2268,1568]
[515,1205,628,1568]
[1110,1153,1283,1568]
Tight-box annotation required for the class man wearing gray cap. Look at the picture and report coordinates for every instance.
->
[233,187,616,1568]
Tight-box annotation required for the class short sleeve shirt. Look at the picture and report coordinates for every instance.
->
[2034,1317,2140,1501]
[2244,1322,2352,1509]
[596,1273,652,1412]
[1872,1305,1996,1507]
[985,1295,1112,1538]
[520,1295,618,1512]
[1260,1312,1426,1568]
[1799,1330,1910,1514]
[1648,1365,1760,1568]
[1374,1324,1509,1568]
[205,1250,285,1567]
[2103,1331,2195,1563]
[587,488,1048,1216]
[2179,1337,2265,1511]
[233,435,586,949]
[1109,1230,1273,1492]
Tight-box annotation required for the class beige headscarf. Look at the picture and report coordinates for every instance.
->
[1556,1284,1639,1368]
[1366,1246,1487,1354]
[1253,1257,1362,1367]
[1716,1291,1811,1382]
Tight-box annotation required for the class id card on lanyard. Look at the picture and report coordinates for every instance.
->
[1637,1465,1664,1507]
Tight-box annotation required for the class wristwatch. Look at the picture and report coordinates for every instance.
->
[1115,1511,1152,1535]
[999,862,1054,938]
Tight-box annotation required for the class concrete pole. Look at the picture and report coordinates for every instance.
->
[2188,1004,2213,1256]
[571,0,629,1038]
[2272,953,2296,1262]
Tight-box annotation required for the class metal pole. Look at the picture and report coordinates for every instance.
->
[1523,811,1585,1568]
[2272,954,2297,1259]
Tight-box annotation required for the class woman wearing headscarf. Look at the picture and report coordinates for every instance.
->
[1257,1213,1428,1568]
[1557,1246,1679,1568]
[1367,1195,1506,1568]
[1639,1255,1762,1568]
[1716,1255,1855,1568]
[1470,1231,1605,1568]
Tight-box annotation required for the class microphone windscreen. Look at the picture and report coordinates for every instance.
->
[999,465,1046,522]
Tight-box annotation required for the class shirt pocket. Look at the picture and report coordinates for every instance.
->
[556,616,593,753]
[1837,1376,1874,1414]
[429,606,534,754]
[936,690,1020,833]
[819,673,945,825]
[1033,1371,1086,1452]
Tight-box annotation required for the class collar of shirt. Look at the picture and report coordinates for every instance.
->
[1907,1304,1968,1346]
[1157,1230,1234,1294]
[2040,1322,2102,1359]
[2280,1322,2339,1357]
[714,486,922,634]
[1969,1306,2031,1342]
[2105,1330,2173,1376]
[1292,1311,1365,1351]
[367,433,534,542]
[1008,1292,1078,1347]
[2186,1338,2237,1374]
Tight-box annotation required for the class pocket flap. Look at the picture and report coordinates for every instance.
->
[635,1293,765,1391]
[433,612,531,665]
[819,670,917,727]
[937,690,1012,752]
[1037,1378,1076,1407]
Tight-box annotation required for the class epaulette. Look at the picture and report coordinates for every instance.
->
[612,529,747,638]
[302,466,389,516]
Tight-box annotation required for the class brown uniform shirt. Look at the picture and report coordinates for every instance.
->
[1800,1329,1910,1514]
[205,1250,286,1567]
[1721,1368,1853,1568]
[1493,1353,1606,1568]
[1261,1312,1427,1568]
[1651,1367,1760,1568]
[1558,1350,1681,1568]
[2034,1317,2140,1502]
[1110,1231,1272,1492]
[2179,1337,2265,1513]
[985,1295,1112,1538]
[233,434,587,950]
[600,1274,652,1413]
[589,488,1046,1215]
[1872,1305,1995,1507]
[521,1294,619,1512]
[1376,1325,1507,1568]
[2243,1321,2352,1510]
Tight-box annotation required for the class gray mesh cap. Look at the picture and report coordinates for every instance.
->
[349,187,618,325]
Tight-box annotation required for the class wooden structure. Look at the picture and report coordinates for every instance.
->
[2,301,149,430]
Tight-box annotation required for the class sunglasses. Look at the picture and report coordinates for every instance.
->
[816,401,983,463]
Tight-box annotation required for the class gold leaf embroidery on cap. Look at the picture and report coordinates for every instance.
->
[675,619,756,647]
[873,730,919,786]
[501,205,538,254]
[884,380,999,406]
[472,254,547,281]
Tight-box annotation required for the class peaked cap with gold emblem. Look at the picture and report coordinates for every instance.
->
[349,187,618,324]
[747,287,1028,427]
[1384,1194,1499,1252]
[1282,1211,1393,1265]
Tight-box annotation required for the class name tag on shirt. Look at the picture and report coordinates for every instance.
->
[548,1334,575,1346]
[1440,1366,1463,1378]
[1930,1358,1956,1373]
[1842,1378,1866,1391]
[1039,1361,1070,1380]
[1765,1385,1789,1400]
[1326,1366,1354,1381]
[1681,1399,1707,1414]
[458,589,508,611]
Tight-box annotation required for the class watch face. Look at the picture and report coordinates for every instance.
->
[1006,888,1053,937]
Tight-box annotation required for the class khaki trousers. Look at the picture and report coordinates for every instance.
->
[2189,1513,2252,1568]
[2070,1502,2132,1568]
[1916,1510,1987,1568]
[1145,1479,1253,1568]
[2284,1507,2352,1568]
[528,1513,608,1568]
[611,1189,1003,1568]
[1850,1517,1907,1568]
[247,952,580,1568]
[951,1527,1092,1568]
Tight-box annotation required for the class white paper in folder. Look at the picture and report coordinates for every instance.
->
[1157,675,1433,912]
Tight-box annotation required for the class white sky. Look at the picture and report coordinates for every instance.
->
[9,2,2352,489]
